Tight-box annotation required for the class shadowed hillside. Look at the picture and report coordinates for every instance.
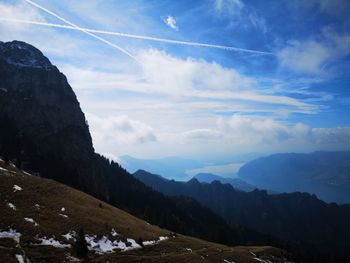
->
[134,169,350,263]
[0,160,289,263]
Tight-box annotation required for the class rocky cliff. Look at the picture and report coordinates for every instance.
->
[0,40,105,195]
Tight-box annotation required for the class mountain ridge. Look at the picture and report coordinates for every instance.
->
[238,151,350,204]
[194,172,256,192]
[134,169,350,262]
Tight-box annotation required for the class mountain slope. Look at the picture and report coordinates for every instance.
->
[0,161,288,263]
[194,173,256,192]
[0,40,268,247]
[134,169,350,263]
[238,151,350,204]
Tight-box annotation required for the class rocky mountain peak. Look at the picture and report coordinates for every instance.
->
[0,40,53,69]
[0,40,96,191]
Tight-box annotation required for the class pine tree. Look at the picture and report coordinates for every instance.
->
[74,228,88,259]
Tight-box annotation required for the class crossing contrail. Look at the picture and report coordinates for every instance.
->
[0,16,274,56]
[22,0,139,62]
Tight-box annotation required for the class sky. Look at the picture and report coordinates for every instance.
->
[1,0,350,162]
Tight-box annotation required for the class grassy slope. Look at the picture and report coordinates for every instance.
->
[0,161,288,263]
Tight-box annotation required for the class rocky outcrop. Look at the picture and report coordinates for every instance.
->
[0,40,103,194]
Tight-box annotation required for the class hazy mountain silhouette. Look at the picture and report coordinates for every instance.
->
[239,151,350,204]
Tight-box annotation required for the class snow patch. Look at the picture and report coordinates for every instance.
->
[224,259,236,263]
[185,248,192,252]
[61,207,65,212]
[22,170,32,176]
[111,228,119,237]
[7,202,16,210]
[13,185,23,192]
[125,238,141,251]
[0,229,21,243]
[59,213,68,218]
[142,240,156,246]
[142,236,169,246]
[62,231,76,241]
[35,204,40,209]
[24,217,38,226]
[253,257,272,263]
[15,254,25,263]
[36,237,71,248]
[85,235,141,254]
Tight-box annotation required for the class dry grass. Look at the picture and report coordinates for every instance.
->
[0,160,288,263]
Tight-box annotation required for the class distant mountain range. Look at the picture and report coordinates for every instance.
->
[239,151,350,204]
[134,169,350,262]
[194,173,256,192]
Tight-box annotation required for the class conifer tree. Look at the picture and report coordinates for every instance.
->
[74,228,88,259]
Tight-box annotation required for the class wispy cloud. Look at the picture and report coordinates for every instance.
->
[214,0,244,15]
[62,49,316,114]
[213,0,267,33]
[163,16,178,31]
[278,27,350,74]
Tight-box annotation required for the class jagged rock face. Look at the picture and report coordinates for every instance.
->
[0,40,102,193]
[0,40,53,69]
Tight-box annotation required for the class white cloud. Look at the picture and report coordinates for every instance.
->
[278,28,350,74]
[163,16,178,31]
[278,40,331,74]
[88,114,157,146]
[217,115,305,144]
[183,115,350,153]
[61,49,317,118]
[138,49,253,92]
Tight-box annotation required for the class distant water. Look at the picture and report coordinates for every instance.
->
[186,162,244,178]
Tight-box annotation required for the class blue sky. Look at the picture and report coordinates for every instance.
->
[1,0,350,161]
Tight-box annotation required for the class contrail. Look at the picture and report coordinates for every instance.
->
[22,0,139,62]
[0,17,274,56]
